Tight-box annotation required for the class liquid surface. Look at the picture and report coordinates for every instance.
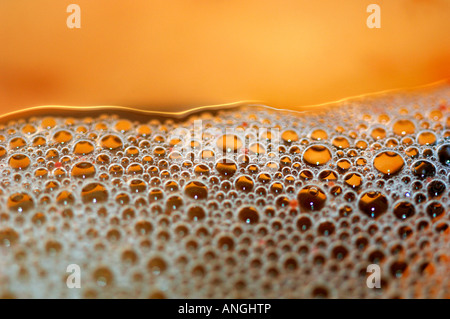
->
[0,85,449,298]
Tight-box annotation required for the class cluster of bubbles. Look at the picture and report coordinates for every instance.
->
[0,87,449,298]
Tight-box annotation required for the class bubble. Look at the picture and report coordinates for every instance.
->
[41,117,56,129]
[398,225,413,239]
[45,180,59,192]
[426,202,444,220]
[184,181,208,200]
[164,180,179,192]
[318,221,335,236]
[281,130,299,144]
[137,124,152,137]
[373,151,405,176]
[9,154,30,170]
[0,228,19,247]
[370,127,386,140]
[94,155,109,166]
[411,160,436,179]
[93,267,114,287]
[217,235,235,251]
[56,191,75,206]
[22,124,36,135]
[249,143,266,155]
[235,175,254,193]
[109,164,124,177]
[238,206,260,224]
[318,170,338,181]
[355,140,368,150]
[332,136,350,149]
[71,162,96,179]
[81,183,108,204]
[200,150,215,161]
[120,250,138,266]
[100,135,123,151]
[166,195,183,213]
[297,186,327,212]
[417,131,437,146]
[393,119,415,136]
[343,173,363,190]
[437,144,450,166]
[53,167,67,180]
[217,134,242,153]
[405,147,419,158]
[310,129,328,141]
[187,205,206,221]
[53,130,73,145]
[127,163,144,175]
[45,240,62,255]
[7,193,34,213]
[147,256,168,275]
[32,212,46,225]
[148,188,164,203]
[32,136,46,147]
[390,261,408,278]
[129,179,147,193]
[355,157,367,166]
[153,146,166,158]
[135,220,153,235]
[427,180,446,198]
[34,169,47,180]
[302,145,332,166]
[9,137,27,149]
[393,201,415,220]
[296,215,313,232]
[215,159,238,177]
[0,146,7,158]
[359,191,388,219]
[73,141,95,155]
[114,120,132,133]
[368,249,385,264]
[336,159,351,172]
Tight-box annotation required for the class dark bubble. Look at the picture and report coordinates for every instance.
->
[393,201,415,220]
[238,206,260,225]
[358,191,388,219]
[437,144,450,166]
[297,186,327,212]
[411,160,436,179]
[427,180,446,198]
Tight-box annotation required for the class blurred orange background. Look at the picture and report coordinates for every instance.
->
[0,0,449,112]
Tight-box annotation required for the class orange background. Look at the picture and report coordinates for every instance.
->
[0,0,449,112]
